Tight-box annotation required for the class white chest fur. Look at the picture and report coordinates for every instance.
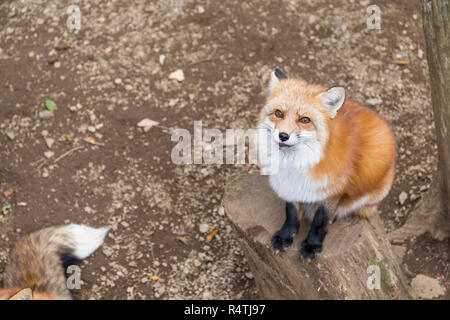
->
[268,156,328,203]
[257,120,329,203]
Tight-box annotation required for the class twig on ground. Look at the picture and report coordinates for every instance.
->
[32,158,47,172]
[54,146,85,164]
[31,157,45,167]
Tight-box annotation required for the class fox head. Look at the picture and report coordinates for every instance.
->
[258,68,345,169]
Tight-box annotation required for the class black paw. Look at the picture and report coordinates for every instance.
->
[300,239,322,260]
[271,229,295,253]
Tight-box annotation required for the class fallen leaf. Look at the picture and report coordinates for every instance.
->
[3,187,14,198]
[177,236,189,245]
[55,42,73,51]
[347,23,365,32]
[392,60,409,65]
[63,134,72,144]
[206,229,218,242]
[45,99,58,112]
[2,204,11,215]
[149,275,160,281]
[83,136,105,146]
[137,119,159,129]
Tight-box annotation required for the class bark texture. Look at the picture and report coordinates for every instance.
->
[422,0,450,222]
[224,174,411,299]
[393,1,450,242]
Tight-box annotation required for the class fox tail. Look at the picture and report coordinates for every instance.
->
[3,224,109,300]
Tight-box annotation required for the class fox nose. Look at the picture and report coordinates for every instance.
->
[279,132,289,142]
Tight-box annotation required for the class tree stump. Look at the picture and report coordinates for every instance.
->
[224,174,411,299]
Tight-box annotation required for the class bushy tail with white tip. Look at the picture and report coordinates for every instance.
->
[65,224,110,259]
[2,224,109,300]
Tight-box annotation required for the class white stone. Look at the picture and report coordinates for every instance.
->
[39,110,54,120]
[399,191,408,205]
[169,98,178,107]
[366,98,383,106]
[45,138,55,149]
[84,206,95,214]
[410,275,445,299]
[199,223,209,233]
[159,54,165,65]
[6,131,15,140]
[169,69,185,82]
[44,151,54,159]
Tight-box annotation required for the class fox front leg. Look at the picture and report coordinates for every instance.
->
[271,202,300,253]
[301,205,329,260]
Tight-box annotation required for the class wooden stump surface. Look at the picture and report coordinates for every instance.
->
[224,174,411,299]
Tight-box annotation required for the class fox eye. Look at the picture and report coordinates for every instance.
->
[299,117,311,124]
[275,109,284,119]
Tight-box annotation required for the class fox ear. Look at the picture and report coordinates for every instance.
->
[9,288,33,300]
[268,68,287,94]
[318,86,345,118]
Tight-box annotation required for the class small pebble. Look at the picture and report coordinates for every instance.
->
[199,223,209,233]
[169,69,185,82]
[45,138,55,149]
[42,168,49,178]
[39,110,54,120]
[366,98,383,106]
[6,131,15,140]
[399,191,408,205]
[44,151,54,159]
[159,55,165,65]
[245,272,254,280]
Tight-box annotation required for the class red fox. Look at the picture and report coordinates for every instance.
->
[0,224,109,300]
[257,69,396,259]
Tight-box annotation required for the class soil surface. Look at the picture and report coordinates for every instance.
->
[0,0,448,299]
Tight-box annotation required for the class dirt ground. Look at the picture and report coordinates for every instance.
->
[0,0,448,299]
